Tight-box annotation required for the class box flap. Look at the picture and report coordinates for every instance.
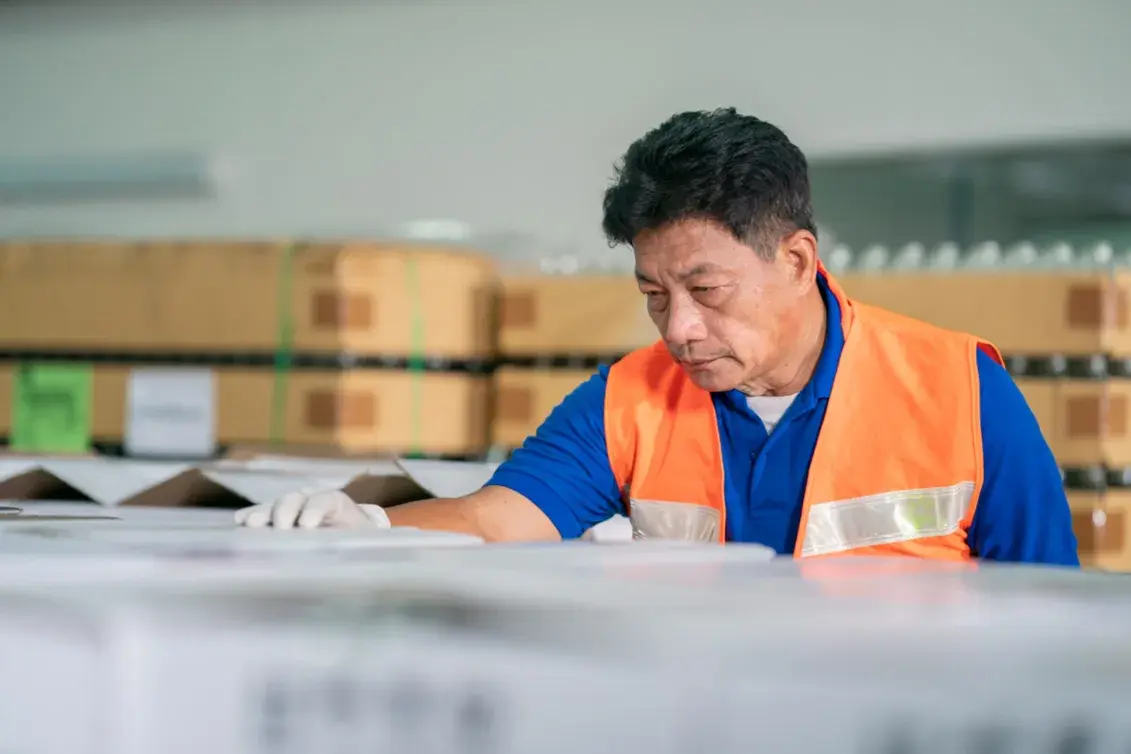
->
[0,457,91,501]
[200,468,360,508]
[0,456,254,508]
[37,458,192,507]
[118,467,242,508]
[200,456,428,508]
[394,458,499,499]
[0,453,508,510]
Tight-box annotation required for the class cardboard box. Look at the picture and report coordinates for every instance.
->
[0,364,492,457]
[1015,378,1131,466]
[492,367,592,447]
[840,271,1131,356]
[0,240,497,359]
[497,269,1131,359]
[1069,490,1131,571]
[499,275,655,357]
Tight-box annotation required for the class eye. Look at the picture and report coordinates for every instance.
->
[691,285,728,307]
[642,290,668,310]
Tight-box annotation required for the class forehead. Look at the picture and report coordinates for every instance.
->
[633,219,752,274]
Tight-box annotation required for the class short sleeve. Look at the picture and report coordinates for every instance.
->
[968,350,1080,565]
[485,365,624,539]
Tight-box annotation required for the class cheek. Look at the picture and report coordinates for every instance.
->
[736,331,775,365]
[712,314,775,359]
[728,294,789,358]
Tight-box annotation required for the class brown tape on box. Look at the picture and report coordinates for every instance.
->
[1065,394,1128,438]
[1069,492,1131,570]
[495,385,534,423]
[311,290,375,330]
[304,390,378,431]
[1052,383,1131,465]
[1073,510,1125,556]
[500,291,538,329]
[491,368,592,448]
[1065,281,1129,330]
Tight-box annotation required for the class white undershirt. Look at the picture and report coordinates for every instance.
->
[745,393,799,434]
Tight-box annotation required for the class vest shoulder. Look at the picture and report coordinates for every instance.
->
[607,341,706,404]
[853,301,990,350]
[611,341,675,374]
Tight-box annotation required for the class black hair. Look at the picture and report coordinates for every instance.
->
[601,108,816,258]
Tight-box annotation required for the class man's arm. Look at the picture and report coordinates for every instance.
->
[388,367,624,542]
[967,350,1080,565]
[385,486,560,542]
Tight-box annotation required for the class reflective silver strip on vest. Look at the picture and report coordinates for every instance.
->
[799,481,975,557]
[628,499,721,542]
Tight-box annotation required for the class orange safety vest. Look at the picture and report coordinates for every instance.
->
[604,264,1004,560]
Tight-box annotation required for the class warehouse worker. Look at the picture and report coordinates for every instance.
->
[238,108,1079,565]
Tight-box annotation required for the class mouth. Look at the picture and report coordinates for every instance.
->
[679,357,722,369]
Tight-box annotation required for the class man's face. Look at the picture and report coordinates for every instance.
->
[633,219,814,393]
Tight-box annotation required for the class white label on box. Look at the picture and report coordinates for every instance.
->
[125,368,216,458]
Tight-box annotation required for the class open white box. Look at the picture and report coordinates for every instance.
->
[0,454,633,541]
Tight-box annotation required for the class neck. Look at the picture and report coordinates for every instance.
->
[739,289,827,397]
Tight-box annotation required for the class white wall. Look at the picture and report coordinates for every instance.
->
[2,0,1129,252]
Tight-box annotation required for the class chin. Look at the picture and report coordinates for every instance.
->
[682,364,742,393]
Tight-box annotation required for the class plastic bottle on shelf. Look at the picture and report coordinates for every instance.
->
[1039,241,1076,269]
[1078,241,1115,270]
[590,255,621,275]
[823,244,854,274]
[1116,247,1131,269]
[927,242,962,272]
[891,242,926,271]
[963,241,1003,270]
[856,244,890,273]
[537,244,584,276]
[1003,241,1040,269]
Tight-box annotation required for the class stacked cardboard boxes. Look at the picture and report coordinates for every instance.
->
[0,241,497,458]
[494,274,653,448]
[841,269,1131,571]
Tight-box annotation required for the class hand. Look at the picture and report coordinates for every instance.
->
[234,489,392,530]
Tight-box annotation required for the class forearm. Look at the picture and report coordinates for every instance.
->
[385,498,487,537]
[384,486,562,543]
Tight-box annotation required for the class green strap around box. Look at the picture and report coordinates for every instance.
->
[269,242,298,446]
[405,253,426,456]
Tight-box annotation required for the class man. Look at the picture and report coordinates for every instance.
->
[238,108,1079,565]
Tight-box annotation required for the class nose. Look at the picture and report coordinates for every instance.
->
[662,294,708,347]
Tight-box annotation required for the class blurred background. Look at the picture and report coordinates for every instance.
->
[2,0,1131,567]
[4,1,1131,247]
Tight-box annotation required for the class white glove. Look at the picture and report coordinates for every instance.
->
[234,489,391,530]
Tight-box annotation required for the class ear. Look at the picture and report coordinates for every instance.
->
[778,230,819,291]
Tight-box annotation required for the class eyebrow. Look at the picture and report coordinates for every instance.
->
[634,264,724,285]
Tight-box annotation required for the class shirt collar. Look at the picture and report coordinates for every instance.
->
[810,271,844,400]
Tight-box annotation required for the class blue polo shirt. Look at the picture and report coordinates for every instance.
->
[488,275,1080,565]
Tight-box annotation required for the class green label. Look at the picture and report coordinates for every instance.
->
[11,363,93,453]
